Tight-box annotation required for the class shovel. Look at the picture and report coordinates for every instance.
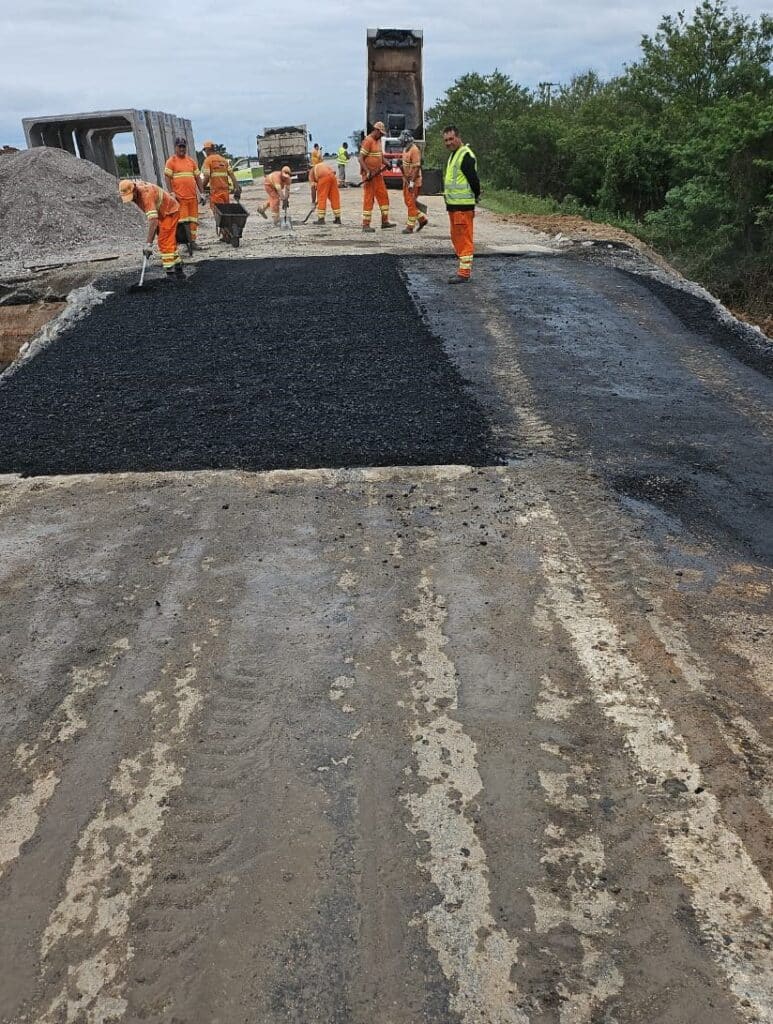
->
[128,254,155,294]
[301,205,318,224]
[280,200,294,232]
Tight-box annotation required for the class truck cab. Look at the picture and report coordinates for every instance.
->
[382,138,404,188]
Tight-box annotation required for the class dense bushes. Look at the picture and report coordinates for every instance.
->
[426,1,772,316]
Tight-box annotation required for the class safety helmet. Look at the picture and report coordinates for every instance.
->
[372,121,387,135]
[118,179,135,203]
[202,140,215,149]
[399,130,414,145]
[281,165,292,177]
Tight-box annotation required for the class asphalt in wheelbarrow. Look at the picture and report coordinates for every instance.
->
[0,256,497,475]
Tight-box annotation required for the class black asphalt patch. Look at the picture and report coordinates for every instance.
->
[0,256,496,476]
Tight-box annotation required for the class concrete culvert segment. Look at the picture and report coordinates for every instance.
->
[0,256,497,476]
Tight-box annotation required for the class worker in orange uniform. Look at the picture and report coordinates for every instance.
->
[119,179,184,279]
[164,137,204,249]
[358,121,395,232]
[200,140,240,210]
[442,125,481,283]
[308,161,342,225]
[257,165,292,225]
[399,129,428,235]
[309,143,323,204]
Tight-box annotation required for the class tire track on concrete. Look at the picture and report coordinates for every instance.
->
[531,660,624,1024]
[395,570,528,1024]
[0,638,129,877]
[36,625,218,1024]
[530,492,773,1023]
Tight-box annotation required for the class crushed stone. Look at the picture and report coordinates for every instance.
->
[0,148,145,265]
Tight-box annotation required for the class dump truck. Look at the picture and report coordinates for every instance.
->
[256,125,311,182]
[366,28,424,189]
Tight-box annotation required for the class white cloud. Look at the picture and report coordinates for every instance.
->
[1,0,769,153]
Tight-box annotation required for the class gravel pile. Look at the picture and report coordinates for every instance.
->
[0,148,144,264]
[0,255,497,475]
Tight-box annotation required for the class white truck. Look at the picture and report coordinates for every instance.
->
[256,125,311,182]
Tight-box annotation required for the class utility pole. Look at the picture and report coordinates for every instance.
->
[538,82,558,106]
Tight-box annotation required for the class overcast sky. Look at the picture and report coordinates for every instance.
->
[2,0,769,155]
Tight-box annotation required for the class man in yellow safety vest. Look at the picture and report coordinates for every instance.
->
[442,125,480,283]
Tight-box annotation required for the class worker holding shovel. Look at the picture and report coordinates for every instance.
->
[257,166,292,226]
[119,179,184,280]
[399,130,429,235]
[358,121,395,232]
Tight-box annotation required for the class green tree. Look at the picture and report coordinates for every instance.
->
[425,70,531,165]
[624,1,772,117]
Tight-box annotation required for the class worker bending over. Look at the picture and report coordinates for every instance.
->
[399,130,428,234]
[358,121,395,232]
[443,125,480,283]
[119,179,184,279]
[164,137,204,248]
[258,166,292,225]
[308,161,342,225]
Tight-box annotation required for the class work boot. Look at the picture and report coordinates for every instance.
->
[174,264,186,281]
[416,217,428,232]
[381,221,396,229]
[401,227,413,234]
[314,218,326,226]
[362,226,375,233]
[333,217,342,225]
[448,274,470,284]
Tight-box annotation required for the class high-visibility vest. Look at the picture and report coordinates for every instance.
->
[444,144,476,206]
[337,146,348,165]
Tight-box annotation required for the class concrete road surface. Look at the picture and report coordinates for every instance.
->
[0,246,771,1024]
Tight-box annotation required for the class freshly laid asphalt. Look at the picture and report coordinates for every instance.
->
[0,256,495,475]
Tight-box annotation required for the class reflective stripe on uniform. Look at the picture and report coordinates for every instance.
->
[444,144,476,206]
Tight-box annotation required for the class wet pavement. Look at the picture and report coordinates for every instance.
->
[0,247,771,1024]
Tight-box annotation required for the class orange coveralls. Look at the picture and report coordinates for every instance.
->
[201,153,232,209]
[449,211,475,278]
[310,162,341,222]
[401,143,428,232]
[359,133,389,227]
[262,171,289,223]
[133,183,180,271]
[309,149,323,202]
[164,154,200,240]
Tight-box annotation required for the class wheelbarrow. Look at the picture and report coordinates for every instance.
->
[175,220,195,256]
[213,202,250,248]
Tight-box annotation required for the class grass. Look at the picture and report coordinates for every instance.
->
[480,189,564,216]
[480,185,647,238]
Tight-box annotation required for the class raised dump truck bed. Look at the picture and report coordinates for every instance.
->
[366,28,424,140]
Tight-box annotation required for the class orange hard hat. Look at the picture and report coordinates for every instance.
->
[118,179,135,202]
[202,139,215,149]
[281,165,291,177]
[373,121,387,134]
